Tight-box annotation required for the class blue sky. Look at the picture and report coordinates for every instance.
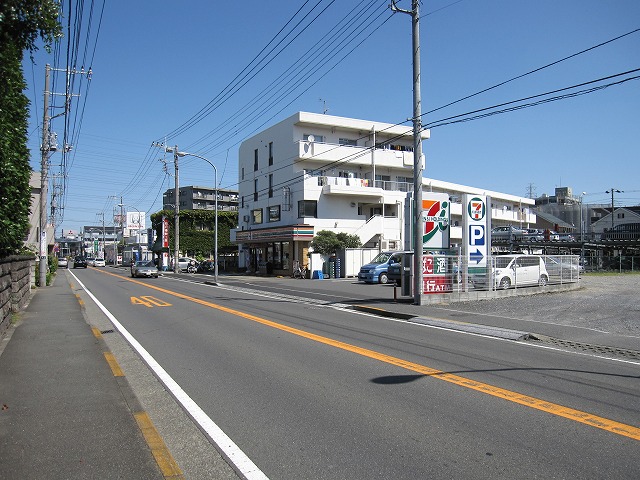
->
[23,0,640,235]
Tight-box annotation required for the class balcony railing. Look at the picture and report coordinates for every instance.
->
[318,176,413,193]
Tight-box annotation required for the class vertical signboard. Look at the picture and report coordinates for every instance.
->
[422,193,450,250]
[463,194,489,275]
[162,217,169,248]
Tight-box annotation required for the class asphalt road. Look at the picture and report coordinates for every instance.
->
[71,268,640,479]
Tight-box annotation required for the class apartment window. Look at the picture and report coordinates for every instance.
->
[268,174,273,198]
[252,208,263,224]
[298,200,317,218]
[254,149,258,171]
[241,167,244,180]
[268,142,273,166]
[254,179,258,202]
[339,138,357,146]
[268,205,280,222]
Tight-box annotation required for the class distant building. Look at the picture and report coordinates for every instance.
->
[163,185,239,212]
[534,186,639,240]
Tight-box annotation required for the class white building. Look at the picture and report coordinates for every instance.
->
[231,112,535,275]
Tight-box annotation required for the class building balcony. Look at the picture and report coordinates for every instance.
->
[298,141,420,169]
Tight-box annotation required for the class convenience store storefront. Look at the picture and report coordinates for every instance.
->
[234,224,314,275]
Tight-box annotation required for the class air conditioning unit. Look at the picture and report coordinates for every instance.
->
[379,240,390,250]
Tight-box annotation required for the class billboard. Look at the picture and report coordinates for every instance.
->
[126,211,145,230]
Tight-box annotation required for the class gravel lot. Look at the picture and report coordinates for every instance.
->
[430,274,640,337]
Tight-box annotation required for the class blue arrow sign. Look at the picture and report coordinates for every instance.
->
[470,248,484,265]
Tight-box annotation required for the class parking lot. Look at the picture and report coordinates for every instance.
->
[426,274,640,338]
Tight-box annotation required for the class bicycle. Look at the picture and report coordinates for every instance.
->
[292,264,308,279]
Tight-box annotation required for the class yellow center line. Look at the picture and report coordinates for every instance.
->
[96,268,640,441]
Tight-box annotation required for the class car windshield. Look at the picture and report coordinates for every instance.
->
[370,252,393,264]
[495,257,513,268]
[136,261,154,267]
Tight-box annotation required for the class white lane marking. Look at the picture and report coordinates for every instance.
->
[70,272,269,480]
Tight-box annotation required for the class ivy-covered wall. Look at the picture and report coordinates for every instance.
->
[150,209,238,257]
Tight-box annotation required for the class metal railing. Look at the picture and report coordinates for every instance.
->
[398,253,581,294]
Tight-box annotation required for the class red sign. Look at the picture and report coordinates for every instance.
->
[422,254,452,294]
[162,217,169,248]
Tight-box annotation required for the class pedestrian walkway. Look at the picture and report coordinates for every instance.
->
[0,274,178,479]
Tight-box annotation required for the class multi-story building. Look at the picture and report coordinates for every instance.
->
[163,186,239,212]
[231,111,535,275]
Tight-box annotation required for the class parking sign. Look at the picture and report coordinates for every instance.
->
[463,195,489,270]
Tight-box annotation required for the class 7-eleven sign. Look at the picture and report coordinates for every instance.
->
[421,193,450,250]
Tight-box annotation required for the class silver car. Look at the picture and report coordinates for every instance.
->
[131,260,159,278]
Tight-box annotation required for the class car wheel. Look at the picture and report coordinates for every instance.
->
[499,277,511,290]
[538,275,548,287]
[378,272,389,284]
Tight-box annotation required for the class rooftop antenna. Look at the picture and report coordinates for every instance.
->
[319,98,329,114]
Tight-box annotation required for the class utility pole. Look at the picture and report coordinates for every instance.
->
[120,196,124,264]
[605,188,623,230]
[152,140,180,272]
[392,0,424,305]
[38,65,51,287]
[173,146,180,273]
[97,212,106,258]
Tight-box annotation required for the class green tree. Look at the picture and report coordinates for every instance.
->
[310,230,362,255]
[0,0,61,257]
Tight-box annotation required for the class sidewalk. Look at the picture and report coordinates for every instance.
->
[0,274,171,479]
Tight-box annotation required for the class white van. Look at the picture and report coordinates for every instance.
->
[473,254,549,290]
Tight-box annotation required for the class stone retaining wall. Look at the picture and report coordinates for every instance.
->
[0,256,35,337]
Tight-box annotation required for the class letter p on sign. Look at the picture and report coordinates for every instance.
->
[470,225,485,246]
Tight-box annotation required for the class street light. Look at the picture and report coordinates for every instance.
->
[166,149,218,284]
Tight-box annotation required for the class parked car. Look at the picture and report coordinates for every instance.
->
[522,228,545,242]
[544,256,580,280]
[358,251,405,284]
[491,226,526,242]
[93,258,106,267]
[57,256,68,268]
[472,254,549,290]
[73,256,88,268]
[545,230,560,241]
[387,261,403,286]
[557,233,576,242]
[131,260,159,278]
